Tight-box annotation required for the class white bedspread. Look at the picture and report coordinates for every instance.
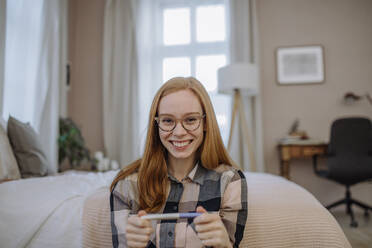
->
[0,170,118,248]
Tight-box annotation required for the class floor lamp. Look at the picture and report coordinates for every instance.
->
[218,63,259,171]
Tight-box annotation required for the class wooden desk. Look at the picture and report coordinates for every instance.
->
[278,142,328,180]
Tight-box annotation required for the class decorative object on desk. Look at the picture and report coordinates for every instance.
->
[58,117,95,171]
[94,151,119,172]
[276,45,324,85]
[288,118,300,134]
[285,118,309,141]
[218,63,259,171]
[343,91,372,105]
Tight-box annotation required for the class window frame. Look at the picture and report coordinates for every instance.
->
[154,0,230,88]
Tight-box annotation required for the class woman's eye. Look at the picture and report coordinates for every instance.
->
[185,117,197,123]
[162,118,174,124]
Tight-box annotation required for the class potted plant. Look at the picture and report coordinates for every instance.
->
[58,117,95,171]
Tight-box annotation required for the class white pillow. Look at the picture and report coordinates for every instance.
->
[0,119,21,180]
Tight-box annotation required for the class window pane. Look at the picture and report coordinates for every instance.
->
[163,8,190,45]
[163,57,191,82]
[196,5,225,42]
[196,55,226,92]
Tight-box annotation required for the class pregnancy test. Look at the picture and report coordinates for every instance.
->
[139,212,202,220]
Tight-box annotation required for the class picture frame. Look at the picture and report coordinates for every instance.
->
[276,45,324,85]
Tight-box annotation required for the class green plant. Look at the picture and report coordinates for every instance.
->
[58,117,93,170]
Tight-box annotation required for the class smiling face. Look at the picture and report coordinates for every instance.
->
[157,89,204,163]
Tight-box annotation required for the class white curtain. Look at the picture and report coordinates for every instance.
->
[37,0,68,174]
[228,0,264,172]
[0,0,5,115]
[2,0,67,174]
[103,0,138,167]
[103,0,158,167]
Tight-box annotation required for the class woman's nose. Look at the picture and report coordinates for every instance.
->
[172,121,187,135]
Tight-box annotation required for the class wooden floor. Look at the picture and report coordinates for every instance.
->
[331,209,372,248]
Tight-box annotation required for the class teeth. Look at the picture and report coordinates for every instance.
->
[172,141,190,147]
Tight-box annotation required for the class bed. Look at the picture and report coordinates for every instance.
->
[0,170,351,248]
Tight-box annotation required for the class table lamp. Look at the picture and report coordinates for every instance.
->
[218,63,259,171]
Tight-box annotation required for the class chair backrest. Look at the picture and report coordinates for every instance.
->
[328,117,372,156]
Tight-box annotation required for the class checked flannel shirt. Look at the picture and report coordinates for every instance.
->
[110,163,247,248]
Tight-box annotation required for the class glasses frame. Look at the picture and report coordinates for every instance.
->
[155,114,206,132]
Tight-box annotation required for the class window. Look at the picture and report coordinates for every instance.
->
[155,0,231,143]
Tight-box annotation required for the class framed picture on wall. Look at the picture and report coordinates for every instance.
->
[276,45,325,85]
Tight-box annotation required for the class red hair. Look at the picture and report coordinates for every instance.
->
[110,77,236,212]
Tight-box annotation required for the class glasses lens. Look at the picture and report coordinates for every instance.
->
[182,115,201,131]
[158,116,175,131]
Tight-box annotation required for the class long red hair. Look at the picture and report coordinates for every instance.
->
[110,77,236,212]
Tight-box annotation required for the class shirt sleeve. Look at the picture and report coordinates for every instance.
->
[110,178,135,248]
[219,169,248,248]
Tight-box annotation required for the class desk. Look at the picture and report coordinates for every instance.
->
[278,142,328,180]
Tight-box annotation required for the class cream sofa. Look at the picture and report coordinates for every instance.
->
[82,172,351,247]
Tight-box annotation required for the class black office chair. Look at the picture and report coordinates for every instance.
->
[312,117,372,227]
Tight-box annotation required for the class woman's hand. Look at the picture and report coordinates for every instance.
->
[126,210,154,248]
[194,206,232,248]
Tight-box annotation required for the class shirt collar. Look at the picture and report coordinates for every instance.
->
[167,162,206,185]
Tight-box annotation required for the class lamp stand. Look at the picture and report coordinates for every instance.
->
[227,89,257,171]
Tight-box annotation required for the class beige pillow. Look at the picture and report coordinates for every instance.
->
[0,118,21,180]
[82,188,112,248]
[7,116,48,177]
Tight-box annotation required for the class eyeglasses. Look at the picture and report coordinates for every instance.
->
[155,114,205,132]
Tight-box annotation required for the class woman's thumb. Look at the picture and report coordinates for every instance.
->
[196,206,207,213]
[138,210,147,217]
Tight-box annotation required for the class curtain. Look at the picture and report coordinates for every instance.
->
[103,0,139,167]
[0,0,5,115]
[228,0,264,172]
[37,0,68,174]
[103,0,159,167]
[2,0,67,174]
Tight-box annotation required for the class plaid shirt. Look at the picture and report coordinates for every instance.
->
[110,163,247,248]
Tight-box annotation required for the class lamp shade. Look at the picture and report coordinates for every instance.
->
[217,63,259,95]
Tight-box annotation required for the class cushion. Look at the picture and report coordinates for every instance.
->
[82,187,113,248]
[0,118,21,181]
[82,173,352,248]
[7,116,48,177]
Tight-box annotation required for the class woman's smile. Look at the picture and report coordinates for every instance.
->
[170,140,192,148]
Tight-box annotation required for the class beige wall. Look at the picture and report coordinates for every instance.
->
[257,0,372,207]
[68,0,104,153]
[68,0,372,206]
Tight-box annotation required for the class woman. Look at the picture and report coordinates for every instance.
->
[110,77,247,248]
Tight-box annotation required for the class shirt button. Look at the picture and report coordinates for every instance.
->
[168,231,173,237]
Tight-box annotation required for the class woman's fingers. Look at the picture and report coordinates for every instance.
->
[195,220,220,233]
[196,206,207,213]
[127,213,152,228]
[194,206,231,248]
[126,211,154,248]
[200,237,226,247]
[137,210,147,217]
[194,207,219,224]
[126,225,153,235]
[127,240,149,248]
[126,231,152,242]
